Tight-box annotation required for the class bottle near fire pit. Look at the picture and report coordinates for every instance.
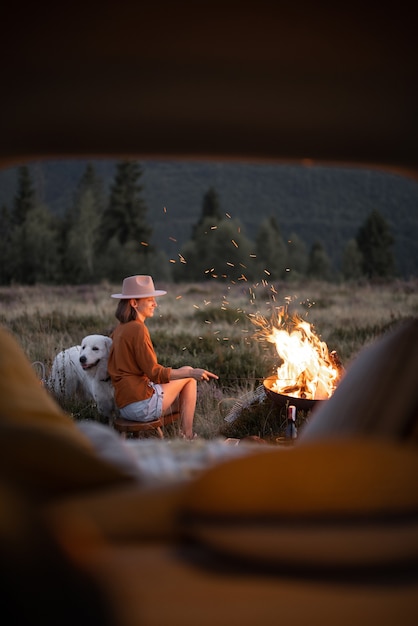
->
[285,405,298,440]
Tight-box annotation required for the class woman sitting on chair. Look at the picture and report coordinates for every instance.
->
[108,275,218,440]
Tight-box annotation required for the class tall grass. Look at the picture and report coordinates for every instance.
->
[1,279,417,438]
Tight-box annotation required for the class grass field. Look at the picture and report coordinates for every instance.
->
[1,278,417,439]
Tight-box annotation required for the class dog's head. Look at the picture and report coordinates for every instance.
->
[79,335,112,370]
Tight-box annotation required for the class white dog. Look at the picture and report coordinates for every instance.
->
[48,334,116,419]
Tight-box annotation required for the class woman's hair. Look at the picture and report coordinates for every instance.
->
[115,299,138,323]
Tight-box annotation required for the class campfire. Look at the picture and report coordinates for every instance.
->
[252,308,343,410]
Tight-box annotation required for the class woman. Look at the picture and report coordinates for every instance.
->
[108,275,218,439]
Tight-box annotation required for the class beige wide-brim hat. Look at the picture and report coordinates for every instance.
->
[111,275,167,299]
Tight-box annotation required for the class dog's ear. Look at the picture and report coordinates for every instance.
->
[105,337,112,349]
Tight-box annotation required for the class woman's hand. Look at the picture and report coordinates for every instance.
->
[192,367,219,382]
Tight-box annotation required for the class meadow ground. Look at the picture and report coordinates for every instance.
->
[1,278,417,439]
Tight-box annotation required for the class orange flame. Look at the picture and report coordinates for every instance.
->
[253,309,340,401]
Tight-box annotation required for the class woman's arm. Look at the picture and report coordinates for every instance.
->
[169,366,218,382]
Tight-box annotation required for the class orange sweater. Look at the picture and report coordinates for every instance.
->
[108,320,172,409]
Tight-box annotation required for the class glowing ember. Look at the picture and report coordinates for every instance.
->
[253,309,341,401]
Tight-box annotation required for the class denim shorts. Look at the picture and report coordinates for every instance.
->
[119,383,164,422]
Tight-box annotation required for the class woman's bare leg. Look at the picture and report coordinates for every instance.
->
[160,378,197,438]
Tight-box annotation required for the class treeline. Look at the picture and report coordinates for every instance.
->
[0,161,396,286]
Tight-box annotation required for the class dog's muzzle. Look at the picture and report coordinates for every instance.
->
[79,357,100,370]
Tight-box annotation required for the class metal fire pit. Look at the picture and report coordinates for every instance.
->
[263,375,322,412]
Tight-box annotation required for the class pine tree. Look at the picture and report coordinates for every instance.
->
[255,216,287,280]
[10,204,60,284]
[61,164,105,283]
[12,165,36,225]
[97,160,153,282]
[0,204,13,284]
[286,232,308,279]
[64,189,102,283]
[75,163,105,209]
[307,241,333,281]
[356,209,396,279]
[9,166,39,283]
[99,161,151,246]
[341,238,363,280]
[192,187,222,238]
